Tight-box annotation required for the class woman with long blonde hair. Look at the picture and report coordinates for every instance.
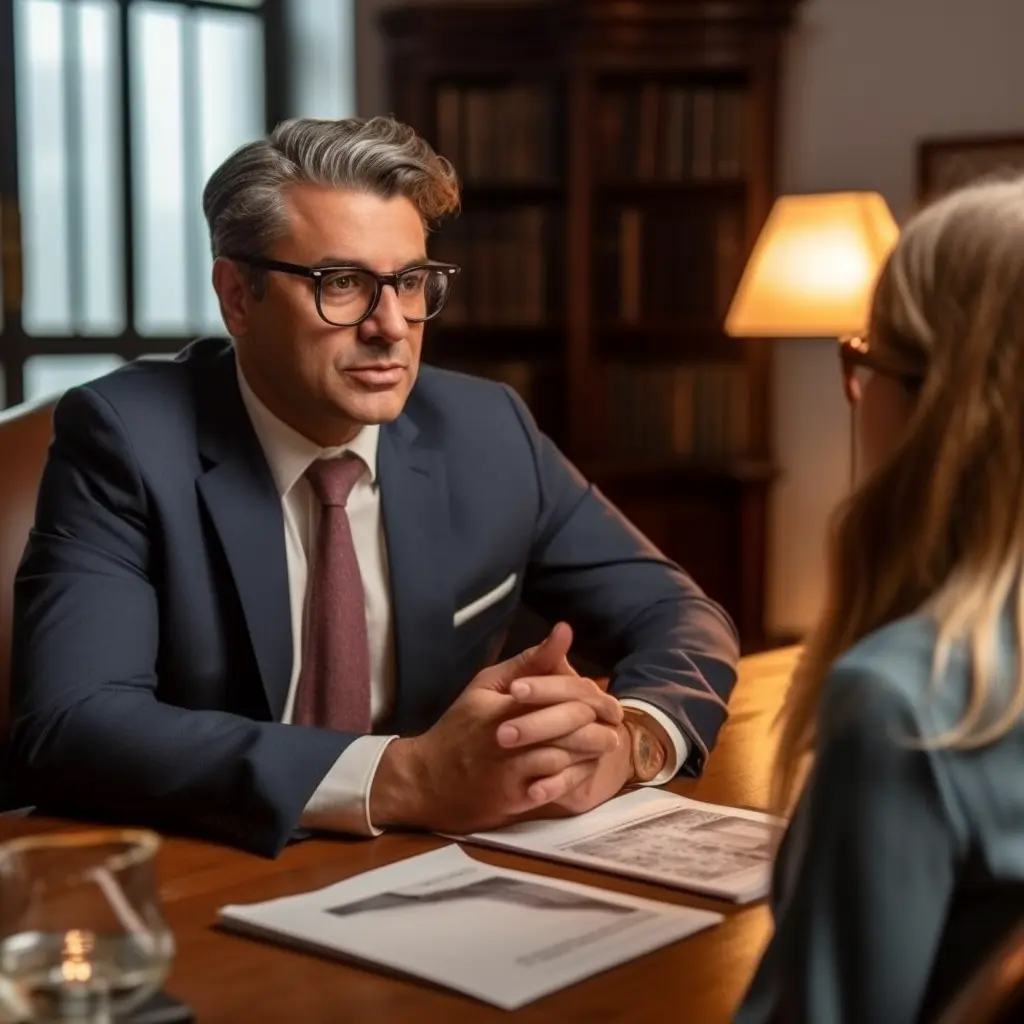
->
[735,176,1024,1023]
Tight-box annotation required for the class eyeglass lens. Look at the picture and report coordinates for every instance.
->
[318,268,452,325]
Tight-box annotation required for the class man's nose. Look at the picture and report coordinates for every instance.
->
[362,285,407,341]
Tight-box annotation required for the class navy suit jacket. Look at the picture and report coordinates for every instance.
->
[9,338,738,856]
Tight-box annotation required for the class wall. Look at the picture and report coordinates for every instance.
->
[771,0,1024,633]
[355,0,1024,635]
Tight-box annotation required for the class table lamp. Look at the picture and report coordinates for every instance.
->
[724,191,900,478]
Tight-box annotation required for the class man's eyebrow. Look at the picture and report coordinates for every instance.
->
[314,255,430,271]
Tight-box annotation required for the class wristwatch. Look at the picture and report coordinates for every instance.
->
[621,708,670,783]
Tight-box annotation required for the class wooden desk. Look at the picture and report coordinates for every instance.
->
[0,646,798,1023]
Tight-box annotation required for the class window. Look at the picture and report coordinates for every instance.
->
[288,0,355,121]
[0,0,281,405]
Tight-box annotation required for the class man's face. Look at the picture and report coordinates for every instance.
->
[216,184,428,446]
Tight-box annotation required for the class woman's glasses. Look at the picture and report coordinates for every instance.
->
[837,334,924,486]
[837,335,924,404]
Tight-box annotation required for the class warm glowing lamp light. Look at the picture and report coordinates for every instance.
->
[724,191,899,339]
[724,191,900,484]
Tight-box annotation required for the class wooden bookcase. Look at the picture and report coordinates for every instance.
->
[379,0,801,651]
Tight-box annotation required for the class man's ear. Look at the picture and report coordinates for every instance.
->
[212,257,254,338]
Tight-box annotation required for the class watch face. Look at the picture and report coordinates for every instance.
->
[630,719,666,782]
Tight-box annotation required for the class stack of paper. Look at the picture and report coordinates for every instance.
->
[218,845,722,1010]
[456,789,785,904]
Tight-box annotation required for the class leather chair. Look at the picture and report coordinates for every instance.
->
[0,397,57,747]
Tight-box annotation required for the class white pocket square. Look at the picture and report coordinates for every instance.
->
[453,572,517,627]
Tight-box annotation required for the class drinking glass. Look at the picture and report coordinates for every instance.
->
[0,830,175,1023]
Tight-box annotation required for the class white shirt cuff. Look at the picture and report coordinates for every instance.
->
[619,699,688,787]
[299,734,397,837]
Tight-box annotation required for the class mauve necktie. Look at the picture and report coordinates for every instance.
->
[293,455,372,734]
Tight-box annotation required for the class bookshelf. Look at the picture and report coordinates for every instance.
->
[380,0,802,651]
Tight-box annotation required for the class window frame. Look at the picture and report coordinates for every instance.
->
[0,0,290,406]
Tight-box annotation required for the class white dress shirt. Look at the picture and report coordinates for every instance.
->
[237,367,686,838]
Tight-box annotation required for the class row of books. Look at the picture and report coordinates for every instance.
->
[431,357,749,463]
[435,84,560,183]
[431,201,745,328]
[432,81,747,186]
[597,84,748,182]
[606,362,750,461]
[431,207,564,326]
[595,204,747,323]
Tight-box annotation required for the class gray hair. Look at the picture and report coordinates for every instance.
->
[202,116,460,271]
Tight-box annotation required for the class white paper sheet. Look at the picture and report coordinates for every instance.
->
[218,845,721,1010]
[455,789,785,903]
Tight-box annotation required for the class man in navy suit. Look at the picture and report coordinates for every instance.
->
[9,117,738,856]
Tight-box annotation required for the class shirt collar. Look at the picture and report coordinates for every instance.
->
[236,361,380,498]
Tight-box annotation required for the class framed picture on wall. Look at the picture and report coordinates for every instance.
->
[917,134,1024,206]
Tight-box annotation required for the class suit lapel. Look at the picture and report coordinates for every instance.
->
[378,416,453,730]
[195,348,293,720]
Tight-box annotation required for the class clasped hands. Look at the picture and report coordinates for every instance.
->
[370,622,636,835]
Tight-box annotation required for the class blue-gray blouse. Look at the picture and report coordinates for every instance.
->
[735,612,1024,1022]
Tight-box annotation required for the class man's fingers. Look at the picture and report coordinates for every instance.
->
[550,722,620,756]
[514,745,578,780]
[525,762,599,806]
[498,703,621,754]
[503,752,600,815]
[516,622,573,675]
[554,654,580,679]
[477,622,575,691]
[496,699,597,748]
[507,675,622,725]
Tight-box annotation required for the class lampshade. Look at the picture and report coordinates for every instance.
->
[724,191,900,338]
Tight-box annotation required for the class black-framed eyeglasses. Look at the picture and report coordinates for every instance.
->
[838,334,924,404]
[230,254,461,327]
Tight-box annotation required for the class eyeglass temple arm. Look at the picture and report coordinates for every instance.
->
[841,334,860,488]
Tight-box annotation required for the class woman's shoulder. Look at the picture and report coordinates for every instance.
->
[828,610,1018,727]
[821,609,1023,776]
[828,613,942,713]
[816,614,980,775]
[817,610,1024,863]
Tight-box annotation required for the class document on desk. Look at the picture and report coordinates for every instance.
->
[455,789,785,904]
[217,845,721,1010]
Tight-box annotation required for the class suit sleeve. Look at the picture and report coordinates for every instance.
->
[9,386,351,857]
[734,667,963,1024]
[502,386,740,773]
